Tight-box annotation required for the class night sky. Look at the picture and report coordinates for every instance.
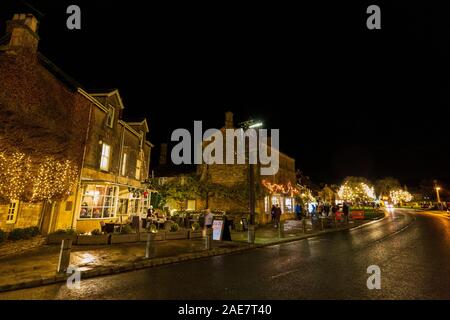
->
[1,0,450,187]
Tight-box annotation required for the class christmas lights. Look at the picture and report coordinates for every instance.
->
[0,152,32,201]
[389,189,412,204]
[338,182,376,202]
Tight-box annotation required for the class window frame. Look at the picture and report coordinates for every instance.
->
[6,200,19,224]
[100,143,111,171]
[106,105,115,128]
[121,153,127,176]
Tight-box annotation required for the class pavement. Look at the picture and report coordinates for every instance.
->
[1,208,449,299]
[0,217,379,294]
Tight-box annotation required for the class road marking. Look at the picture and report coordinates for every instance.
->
[270,269,298,280]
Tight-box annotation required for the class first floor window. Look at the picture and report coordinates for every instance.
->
[121,153,127,176]
[100,143,111,171]
[7,200,19,223]
[135,159,142,180]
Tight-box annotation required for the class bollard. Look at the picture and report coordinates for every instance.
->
[57,239,72,273]
[278,221,285,238]
[145,232,156,259]
[247,225,255,244]
[321,217,324,230]
[302,218,307,233]
[204,228,212,250]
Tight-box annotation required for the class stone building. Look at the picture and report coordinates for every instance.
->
[0,13,152,234]
[154,111,298,225]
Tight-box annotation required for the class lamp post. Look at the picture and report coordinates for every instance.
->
[435,187,441,204]
[239,119,263,244]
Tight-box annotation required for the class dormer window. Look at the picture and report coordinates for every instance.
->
[106,105,115,128]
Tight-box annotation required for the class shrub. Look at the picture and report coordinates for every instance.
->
[170,223,180,232]
[191,222,200,231]
[120,225,134,234]
[91,229,102,236]
[50,229,76,236]
[8,228,26,240]
[0,229,7,243]
[24,226,40,237]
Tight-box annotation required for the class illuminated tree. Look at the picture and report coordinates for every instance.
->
[375,177,401,199]
[338,177,375,203]
[389,189,413,205]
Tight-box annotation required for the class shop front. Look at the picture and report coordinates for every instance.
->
[76,182,150,233]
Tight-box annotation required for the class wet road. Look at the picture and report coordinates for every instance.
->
[1,209,450,299]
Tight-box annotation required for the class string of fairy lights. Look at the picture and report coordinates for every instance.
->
[0,152,78,202]
[261,180,300,196]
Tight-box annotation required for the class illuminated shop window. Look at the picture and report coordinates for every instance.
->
[79,185,118,219]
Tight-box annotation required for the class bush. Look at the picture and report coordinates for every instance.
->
[0,229,7,243]
[120,225,134,234]
[91,229,102,236]
[8,228,26,240]
[50,229,76,236]
[24,226,40,237]
[191,222,200,231]
[170,223,180,232]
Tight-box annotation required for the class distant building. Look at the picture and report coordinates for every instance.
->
[0,13,153,234]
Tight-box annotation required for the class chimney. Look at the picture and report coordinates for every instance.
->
[159,143,167,166]
[225,111,234,129]
[6,13,40,54]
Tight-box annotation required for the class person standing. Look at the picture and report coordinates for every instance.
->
[343,202,350,224]
[204,208,214,229]
[271,204,276,222]
[274,204,282,228]
[295,203,302,220]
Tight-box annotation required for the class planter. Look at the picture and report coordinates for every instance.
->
[165,230,189,240]
[189,230,203,239]
[110,233,138,244]
[76,234,110,245]
[46,234,77,245]
[139,232,166,242]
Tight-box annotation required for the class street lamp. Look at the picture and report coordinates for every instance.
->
[239,119,263,244]
[435,187,441,204]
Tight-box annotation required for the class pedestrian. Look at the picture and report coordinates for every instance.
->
[343,202,350,224]
[271,204,276,222]
[295,203,302,220]
[274,204,282,228]
[204,208,214,229]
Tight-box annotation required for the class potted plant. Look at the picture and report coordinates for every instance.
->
[110,225,138,244]
[165,222,189,240]
[139,223,165,241]
[76,229,110,245]
[47,229,77,244]
[189,222,203,239]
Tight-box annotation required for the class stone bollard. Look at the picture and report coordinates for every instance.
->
[302,218,307,233]
[247,225,255,244]
[278,221,285,238]
[57,239,72,273]
[145,232,156,259]
[204,228,212,250]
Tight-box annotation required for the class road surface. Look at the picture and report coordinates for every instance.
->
[1,209,450,299]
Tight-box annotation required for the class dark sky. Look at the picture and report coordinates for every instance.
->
[2,0,450,186]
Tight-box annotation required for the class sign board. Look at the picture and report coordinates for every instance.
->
[241,218,248,231]
[212,219,224,241]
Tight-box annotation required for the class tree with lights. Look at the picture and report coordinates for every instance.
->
[375,177,401,200]
[389,189,413,205]
[0,151,32,202]
[338,177,376,204]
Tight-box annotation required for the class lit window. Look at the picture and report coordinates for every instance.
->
[135,159,142,180]
[285,198,293,212]
[106,106,115,128]
[121,153,127,176]
[80,185,119,219]
[187,200,196,211]
[6,200,19,223]
[100,143,111,171]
